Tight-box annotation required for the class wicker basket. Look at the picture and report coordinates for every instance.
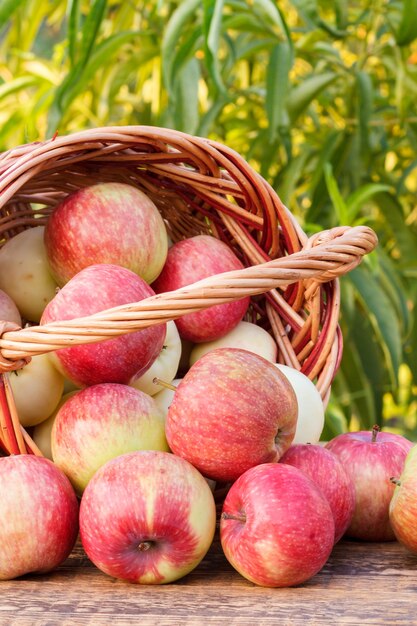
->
[0,126,377,456]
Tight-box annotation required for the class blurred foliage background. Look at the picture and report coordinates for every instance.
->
[0,0,416,437]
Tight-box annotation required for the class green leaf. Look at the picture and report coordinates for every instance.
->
[345,183,391,223]
[396,0,417,46]
[0,0,26,30]
[203,0,226,94]
[197,95,230,136]
[344,303,390,424]
[356,71,373,156]
[173,58,200,134]
[291,0,347,37]
[334,0,348,30]
[286,72,338,122]
[47,30,138,134]
[253,0,293,43]
[162,0,200,96]
[67,0,81,67]
[266,42,292,141]
[79,0,107,70]
[348,265,403,388]
[275,150,311,206]
[168,27,201,88]
[322,402,349,440]
[337,338,379,429]
[223,14,276,34]
[375,192,417,272]
[323,162,348,224]
[376,249,412,339]
[405,284,417,381]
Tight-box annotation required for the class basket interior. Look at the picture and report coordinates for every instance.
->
[0,127,342,401]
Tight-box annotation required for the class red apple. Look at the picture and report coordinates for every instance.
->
[152,235,249,343]
[41,263,166,387]
[326,425,413,541]
[52,383,169,494]
[44,182,168,285]
[389,445,417,553]
[280,444,355,543]
[166,347,298,482]
[0,454,79,580]
[220,463,334,587]
[79,450,217,584]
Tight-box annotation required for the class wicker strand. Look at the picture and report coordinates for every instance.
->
[0,225,377,366]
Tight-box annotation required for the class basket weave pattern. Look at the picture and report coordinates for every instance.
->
[0,126,378,455]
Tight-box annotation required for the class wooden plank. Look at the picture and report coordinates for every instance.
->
[1,537,416,625]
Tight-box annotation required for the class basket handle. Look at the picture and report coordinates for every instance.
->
[0,224,377,370]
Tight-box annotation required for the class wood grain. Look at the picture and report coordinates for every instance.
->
[1,536,416,626]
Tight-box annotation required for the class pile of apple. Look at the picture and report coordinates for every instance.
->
[0,181,416,587]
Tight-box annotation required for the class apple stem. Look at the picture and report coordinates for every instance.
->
[137,541,153,552]
[152,377,177,392]
[371,424,380,443]
[390,477,401,486]
[221,511,247,523]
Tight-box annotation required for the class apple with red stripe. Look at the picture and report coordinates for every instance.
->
[52,383,169,494]
[0,455,79,580]
[166,347,298,483]
[326,425,413,541]
[280,443,356,543]
[79,450,216,584]
[41,263,166,388]
[220,463,334,587]
[152,235,250,343]
[44,182,168,286]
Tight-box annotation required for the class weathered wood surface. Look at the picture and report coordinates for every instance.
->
[1,536,416,626]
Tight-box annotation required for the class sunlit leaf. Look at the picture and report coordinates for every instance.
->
[0,76,39,100]
[286,72,338,122]
[0,0,26,31]
[253,0,292,43]
[47,30,138,134]
[345,183,391,223]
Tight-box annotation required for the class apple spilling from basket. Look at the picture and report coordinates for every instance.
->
[0,181,416,587]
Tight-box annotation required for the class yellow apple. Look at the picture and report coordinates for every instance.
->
[153,378,182,416]
[130,321,181,396]
[31,391,78,460]
[275,364,325,444]
[10,353,65,427]
[189,321,277,367]
[0,226,58,322]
